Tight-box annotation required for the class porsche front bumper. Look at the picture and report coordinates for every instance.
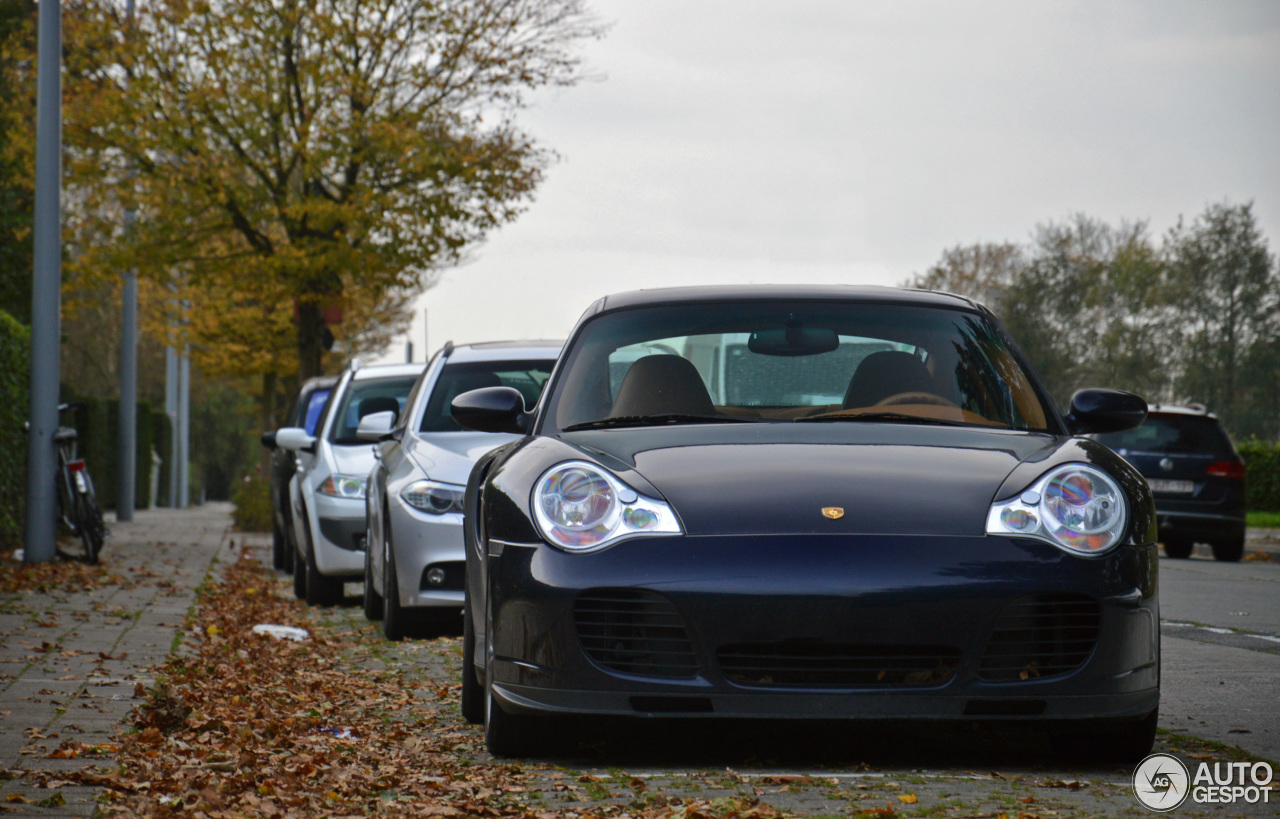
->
[485,533,1160,722]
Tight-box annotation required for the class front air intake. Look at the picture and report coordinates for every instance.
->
[717,641,961,688]
[574,589,699,680]
[978,593,1101,682]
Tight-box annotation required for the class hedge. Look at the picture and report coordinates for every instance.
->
[0,310,30,550]
[1239,440,1280,513]
[68,397,165,512]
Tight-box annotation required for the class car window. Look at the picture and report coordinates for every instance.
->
[327,376,419,444]
[547,302,1051,432]
[421,360,555,432]
[1095,415,1233,455]
[302,388,332,435]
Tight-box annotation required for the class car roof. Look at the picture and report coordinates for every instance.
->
[582,285,981,316]
[300,375,339,391]
[349,362,427,381]
[445,340,563,364]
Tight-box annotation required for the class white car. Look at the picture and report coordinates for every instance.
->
[363,341,561,639]
[276,362,425,605]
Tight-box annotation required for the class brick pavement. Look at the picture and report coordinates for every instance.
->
[0,503,242,816]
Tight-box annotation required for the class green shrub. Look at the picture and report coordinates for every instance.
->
[1239,439,1280,512]
[0,310,30,549]
[231,474,272,532]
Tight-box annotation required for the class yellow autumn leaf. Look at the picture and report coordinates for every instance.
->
[899,793,918,803]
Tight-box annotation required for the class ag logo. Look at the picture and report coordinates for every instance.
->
[1133,753,1190,811]
[821,507,844,520]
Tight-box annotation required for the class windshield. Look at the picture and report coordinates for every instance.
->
[328,376,418,444]
[421,360,555,432]
[544,302,1052,433]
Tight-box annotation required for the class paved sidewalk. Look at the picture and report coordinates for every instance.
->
[0,504,239,816]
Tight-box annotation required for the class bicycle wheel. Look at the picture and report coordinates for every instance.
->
[72,471,105,564]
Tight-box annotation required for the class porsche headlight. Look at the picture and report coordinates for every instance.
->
[986,463,1127,555]
[318,473,367,499]
[401,480,464,515]
[532,461,681,552]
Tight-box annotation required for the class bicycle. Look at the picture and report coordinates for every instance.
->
[27,403,107,563]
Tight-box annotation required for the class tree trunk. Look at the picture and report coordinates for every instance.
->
[297,300,325,383]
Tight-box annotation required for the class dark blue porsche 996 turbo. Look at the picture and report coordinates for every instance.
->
[450,285,1158,759]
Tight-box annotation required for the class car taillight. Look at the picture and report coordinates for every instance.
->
[1205,460,1245,479]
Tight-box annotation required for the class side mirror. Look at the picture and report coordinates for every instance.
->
[260,430,277,449]
[451,387,529,434]
[356,410,396,442]
[275,427,318,453]
[1065,389,1147,435]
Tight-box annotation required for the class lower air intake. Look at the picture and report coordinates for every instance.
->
[717,642,961,688]
[978,593,1101,682]
[574,589,699,680]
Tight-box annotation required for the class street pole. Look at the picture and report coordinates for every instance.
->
[24,0,62,563]
[117,0,137,522]
[178,347,190,507]
[165,346,178,506]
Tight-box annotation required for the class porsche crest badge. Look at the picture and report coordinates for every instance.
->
[821,507,845,520]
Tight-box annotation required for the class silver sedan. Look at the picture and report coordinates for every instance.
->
[363,340,562,640]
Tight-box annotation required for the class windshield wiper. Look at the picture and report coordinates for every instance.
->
[563,413,759,432]
[795,412,973,428]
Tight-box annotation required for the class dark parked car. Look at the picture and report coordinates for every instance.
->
[1093,405,1247,561]
[452,285,1159,760]
[261,376,338,572]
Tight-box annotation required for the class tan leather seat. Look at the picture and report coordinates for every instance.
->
[843,351,936,408]
[610,355,716,418]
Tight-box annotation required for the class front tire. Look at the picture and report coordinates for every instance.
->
[292,537,307,599]
[303,520,343,606]
[461,603,484,724]
[272,520,287,570]
[1212,532,1244,562]
[1163,538,1193,559]
[382,540,414,641]
[363,531,384,621]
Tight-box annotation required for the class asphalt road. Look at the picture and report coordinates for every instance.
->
[1158,549,1280,763]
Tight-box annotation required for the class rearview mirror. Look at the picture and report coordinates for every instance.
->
[275,427,318,453]
[748,325,839,357]
[1065,389,1147,435]
[451,387,529,434]
[356,410,396,442]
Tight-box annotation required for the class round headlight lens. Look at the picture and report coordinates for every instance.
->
[986,463,1128,555]
[531,461,682,551]
[538,466,620,542]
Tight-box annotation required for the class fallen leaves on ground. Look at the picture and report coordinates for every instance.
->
[0,552,124,593]
[57,555,788,818]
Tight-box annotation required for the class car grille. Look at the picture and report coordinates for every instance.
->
[978,593,1101,682]
[573,589,699,679]
[717,642,961,688]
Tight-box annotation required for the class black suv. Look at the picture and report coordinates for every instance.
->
[1093,405,1247,561]
[261,376,338,573]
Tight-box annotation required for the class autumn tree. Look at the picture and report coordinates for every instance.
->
[62,0,603,385]
[0,0,34,324]
[1165,202,1278,438]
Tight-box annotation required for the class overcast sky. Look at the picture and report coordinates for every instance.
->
[374,0,1280,362]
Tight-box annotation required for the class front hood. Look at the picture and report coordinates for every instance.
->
[407,431,520,485]
[563,424,1060,537]
[328,442,378,478]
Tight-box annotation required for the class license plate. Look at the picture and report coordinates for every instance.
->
[1148,479,1194,494]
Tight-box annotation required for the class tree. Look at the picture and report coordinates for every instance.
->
[1165,202,1278,438]
[61,0,603,383]
[0,0,34,325]
[906,242,1024,314]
